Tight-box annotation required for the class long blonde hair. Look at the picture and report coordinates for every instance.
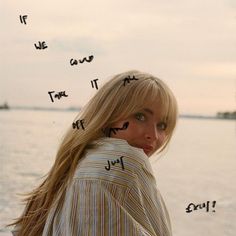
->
[9,70,178,235]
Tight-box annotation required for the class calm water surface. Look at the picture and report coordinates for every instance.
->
[0,110,235,236]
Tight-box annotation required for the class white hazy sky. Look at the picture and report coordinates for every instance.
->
[0,0,235,115]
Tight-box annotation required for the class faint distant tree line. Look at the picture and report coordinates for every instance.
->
[216,111,236,119]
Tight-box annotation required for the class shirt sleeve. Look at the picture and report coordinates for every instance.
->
[124,163,172,236]
[11,138,172,236]
[43,138,172,236]
[43,179,154,236]
[11,228,19,236]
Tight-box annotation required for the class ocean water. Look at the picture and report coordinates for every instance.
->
[0,110,235,236]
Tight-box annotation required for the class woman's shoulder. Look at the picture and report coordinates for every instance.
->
[73,137,153,185]
[87,137,150,168]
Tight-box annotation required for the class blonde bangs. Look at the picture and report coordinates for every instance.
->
[115,77,178,135]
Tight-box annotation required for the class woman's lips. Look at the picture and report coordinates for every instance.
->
[136,145,153,154]
[143,147,153,154]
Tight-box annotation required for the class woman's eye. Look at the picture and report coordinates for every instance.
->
[157,122,167,131]
[135,113,145,121]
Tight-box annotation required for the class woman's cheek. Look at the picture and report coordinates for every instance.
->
[129,121,143,134]
[159,133,167,145]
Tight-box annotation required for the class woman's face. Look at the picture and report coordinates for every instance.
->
[109,103,167,157]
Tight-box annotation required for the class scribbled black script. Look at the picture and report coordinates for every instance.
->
[48,91,68,103]
[70,55,94,66]
[72,119,85,130]
[105,156,125,171]
[108,122,129,137]
[19,15,28,24]
[34,41,48,50]
[123,75,138,86]
[91,79,99,89]
[186,200,216,213]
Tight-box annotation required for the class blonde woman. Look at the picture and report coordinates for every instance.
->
[9,70,178,236]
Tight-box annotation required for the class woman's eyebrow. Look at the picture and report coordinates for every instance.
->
[143,108,165,122]
[143,108,154,115]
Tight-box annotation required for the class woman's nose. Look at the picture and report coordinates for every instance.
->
[145,125,159,141]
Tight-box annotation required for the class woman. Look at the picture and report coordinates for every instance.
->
[10,70,178,236]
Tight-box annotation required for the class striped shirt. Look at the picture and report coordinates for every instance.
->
[14,137,172,236]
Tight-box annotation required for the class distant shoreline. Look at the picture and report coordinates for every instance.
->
[1,106,235,120]
[10,106,81,112]
[179,114,235,120]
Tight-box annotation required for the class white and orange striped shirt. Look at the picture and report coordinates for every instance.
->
[14,137,172,236]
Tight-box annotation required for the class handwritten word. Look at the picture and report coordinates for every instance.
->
[48,91,68,103]
[72,119,85,130]
[34,41,48,50]
[19,15,28,25]
[108,122,129,137]
[70,55,94,66]
[91,79,99,90]
[123,75,138,86]
[105,156,125,171]
[186,200,216,213]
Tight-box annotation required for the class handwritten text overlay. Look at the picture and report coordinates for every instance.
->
[48,91,68,103]
[186,200,216,213]
[105,156,125,171]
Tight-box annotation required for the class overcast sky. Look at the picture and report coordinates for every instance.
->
[0,0,235,115]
